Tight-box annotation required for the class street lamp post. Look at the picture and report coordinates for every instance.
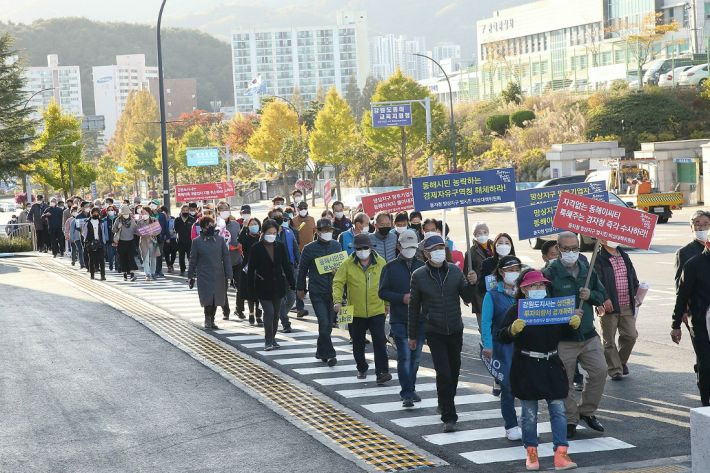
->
[414,53,457,170]
[157,0,171,214]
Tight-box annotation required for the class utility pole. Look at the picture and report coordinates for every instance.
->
[157,0,171,214]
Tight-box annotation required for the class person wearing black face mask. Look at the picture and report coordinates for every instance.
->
[369,211,397,262]
[188,216,233,330]
[174,204,196,276]
[409,211,423,241]
[84,209,106,280]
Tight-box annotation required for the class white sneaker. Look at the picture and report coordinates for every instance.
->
[506,426,522,441]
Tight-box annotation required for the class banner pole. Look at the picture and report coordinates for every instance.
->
[578,239,601,311]
[463,207,472,273]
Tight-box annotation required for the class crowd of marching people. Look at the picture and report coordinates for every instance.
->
[22,188,710,472]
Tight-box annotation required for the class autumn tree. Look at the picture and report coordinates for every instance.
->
[109,90,159,174]
[246,101,300,196]
[309,87,357,200]
[224,113,260,152]
[362,68,445,186]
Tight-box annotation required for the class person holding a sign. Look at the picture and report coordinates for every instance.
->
[332,233,391,384]
[480,255,522,441]
[672,236,710,406]
[408,235,478,433]
[544,232,608,438]
[136,208,162,281]
[378,229,425,408]
[297,218,343,366]
[112,206,138,281]
[497,269,581,471]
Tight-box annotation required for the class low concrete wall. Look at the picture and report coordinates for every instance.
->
[690,406,710,473]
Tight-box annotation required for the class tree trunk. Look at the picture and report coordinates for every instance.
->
[59,160,67,200]
[400,126,408,187]
[281,164,289,198]
[334,164,342,201]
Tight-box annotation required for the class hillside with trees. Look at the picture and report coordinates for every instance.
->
[0,17,233,113]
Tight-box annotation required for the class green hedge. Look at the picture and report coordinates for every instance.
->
[485,114,510,135]
[0,237,33,253]
[510,110,536,127]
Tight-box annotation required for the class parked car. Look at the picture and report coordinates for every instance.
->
[0,202,14,212]
[643,55,707,85]
[658,65,693,87]
[678,63,709,87]
[534,175,586,188]
[528,191,630,251]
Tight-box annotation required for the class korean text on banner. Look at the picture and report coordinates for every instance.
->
[411,168,516,211]
[315,251,348,275]
[175,182,235,202]
[552,191,657,250]
[518,295,576,326]
[338,305,354,325]
[516,191,608,241]
[361,188,414,216]
[137,221,162,237]
[515,181,607,208]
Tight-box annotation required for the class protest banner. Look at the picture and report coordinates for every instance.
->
[552,191,657,250]
[338,305,354,326]
[361,188,413,216]
[175,182,235,202]
[516,191,608,240]
[484,274,497,292]
[515,181,607,208]
[137,221,162,237]
[315,251,348,275]
[518,295,576,325]
[411,168,516,211]
[479,343,513,386]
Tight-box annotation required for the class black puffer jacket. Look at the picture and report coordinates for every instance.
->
[408,262,475,339]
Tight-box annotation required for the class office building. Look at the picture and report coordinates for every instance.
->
[92,54,158,140]
[430,42,463,76]
[25,54,83,121]
[148,78,197,120]
[369,34,429,80]
[231,10,369,113]
[476,0,709,98]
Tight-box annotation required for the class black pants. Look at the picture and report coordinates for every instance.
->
[691,328,710,406]
[222,279,230,316]
[426,330,463,423]
[204,305,217,327]
[87,246,105,279]
[48,227,64,256]
[164,240,177,267]
[178,240,192,273]
[117,240,136,276]
[36,228,49,251]
[260,298,282,344]
[351,314,389,375]
[237,264,259,315]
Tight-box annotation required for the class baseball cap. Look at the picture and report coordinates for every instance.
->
[498,255,522,270]
[423,235,445,250]
[354,233,371,249]
[240,205,251,213]
[398,229,419,249]
[316,218,334,230]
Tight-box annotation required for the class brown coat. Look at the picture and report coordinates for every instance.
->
[291,215,316,252]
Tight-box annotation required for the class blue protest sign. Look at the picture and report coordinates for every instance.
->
[516,191,609,240]
[371,104,413,128]
[518,295,576,325]
[90,182,97,200]
[515,181,606,208]
[479,342,513,386]
[186,148,220,167]
[484,274,497,292]
[411,168,516,211]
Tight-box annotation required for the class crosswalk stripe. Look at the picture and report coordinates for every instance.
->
[256,345,352,356]
[227,331,318,341]
[363,393,497,413]
[460,437,634,464]
[242,338,347,349]
[390,408,522,428]
[335,382,439,399]
[275,353,374,366]
[293,364,358,375]
[314,373,401,385]
[424,421,587,445]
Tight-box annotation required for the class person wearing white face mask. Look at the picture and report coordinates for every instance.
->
[408,235,478,432]
[497,269,581,471]
[465,222,494,331]
[543,231,608,439]
[378,229,426,407]
[269,207,299,331]
[331,200,352,239]
[480,255,523,440]
[333,233,391,384]
[297,218,343,366]
[594,240,640,381]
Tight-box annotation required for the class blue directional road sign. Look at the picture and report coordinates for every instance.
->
[186,148,220,167]
[371,104,413,128]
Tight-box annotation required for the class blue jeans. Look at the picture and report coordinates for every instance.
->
[390,323,424,400]
[72,240,85,267]
[311,294,336,359]
[520,399,568,448]
[295,296,305,312]
[104,242,116,270]
[500,381,518,430]
[280,288,296,328]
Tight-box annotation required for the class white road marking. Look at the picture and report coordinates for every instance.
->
[363,394,497,413]
[390,408,522,428]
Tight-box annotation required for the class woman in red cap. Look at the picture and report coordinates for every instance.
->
[497,268,581,471]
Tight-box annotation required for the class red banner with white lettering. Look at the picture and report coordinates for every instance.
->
[361,188,414,217]
[175,182,235,202]
[324,180,332,207]
[552,191,657,250]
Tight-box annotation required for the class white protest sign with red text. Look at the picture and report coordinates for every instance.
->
[175,182,235,202]
[361,188,414,217]
[552,191,657,250]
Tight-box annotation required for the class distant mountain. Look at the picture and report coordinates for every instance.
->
[0,17,234,114]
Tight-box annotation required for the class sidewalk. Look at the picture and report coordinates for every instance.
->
[0,257,363,473]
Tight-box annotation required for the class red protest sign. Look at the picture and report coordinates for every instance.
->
[552,191,657,250]
[361,188,414,217]
[324,180,332,207]
[175,182,235,202]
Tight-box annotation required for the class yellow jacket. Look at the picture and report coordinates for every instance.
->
[332,252,386,318]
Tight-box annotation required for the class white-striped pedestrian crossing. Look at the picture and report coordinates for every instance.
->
[56,258,638,469]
